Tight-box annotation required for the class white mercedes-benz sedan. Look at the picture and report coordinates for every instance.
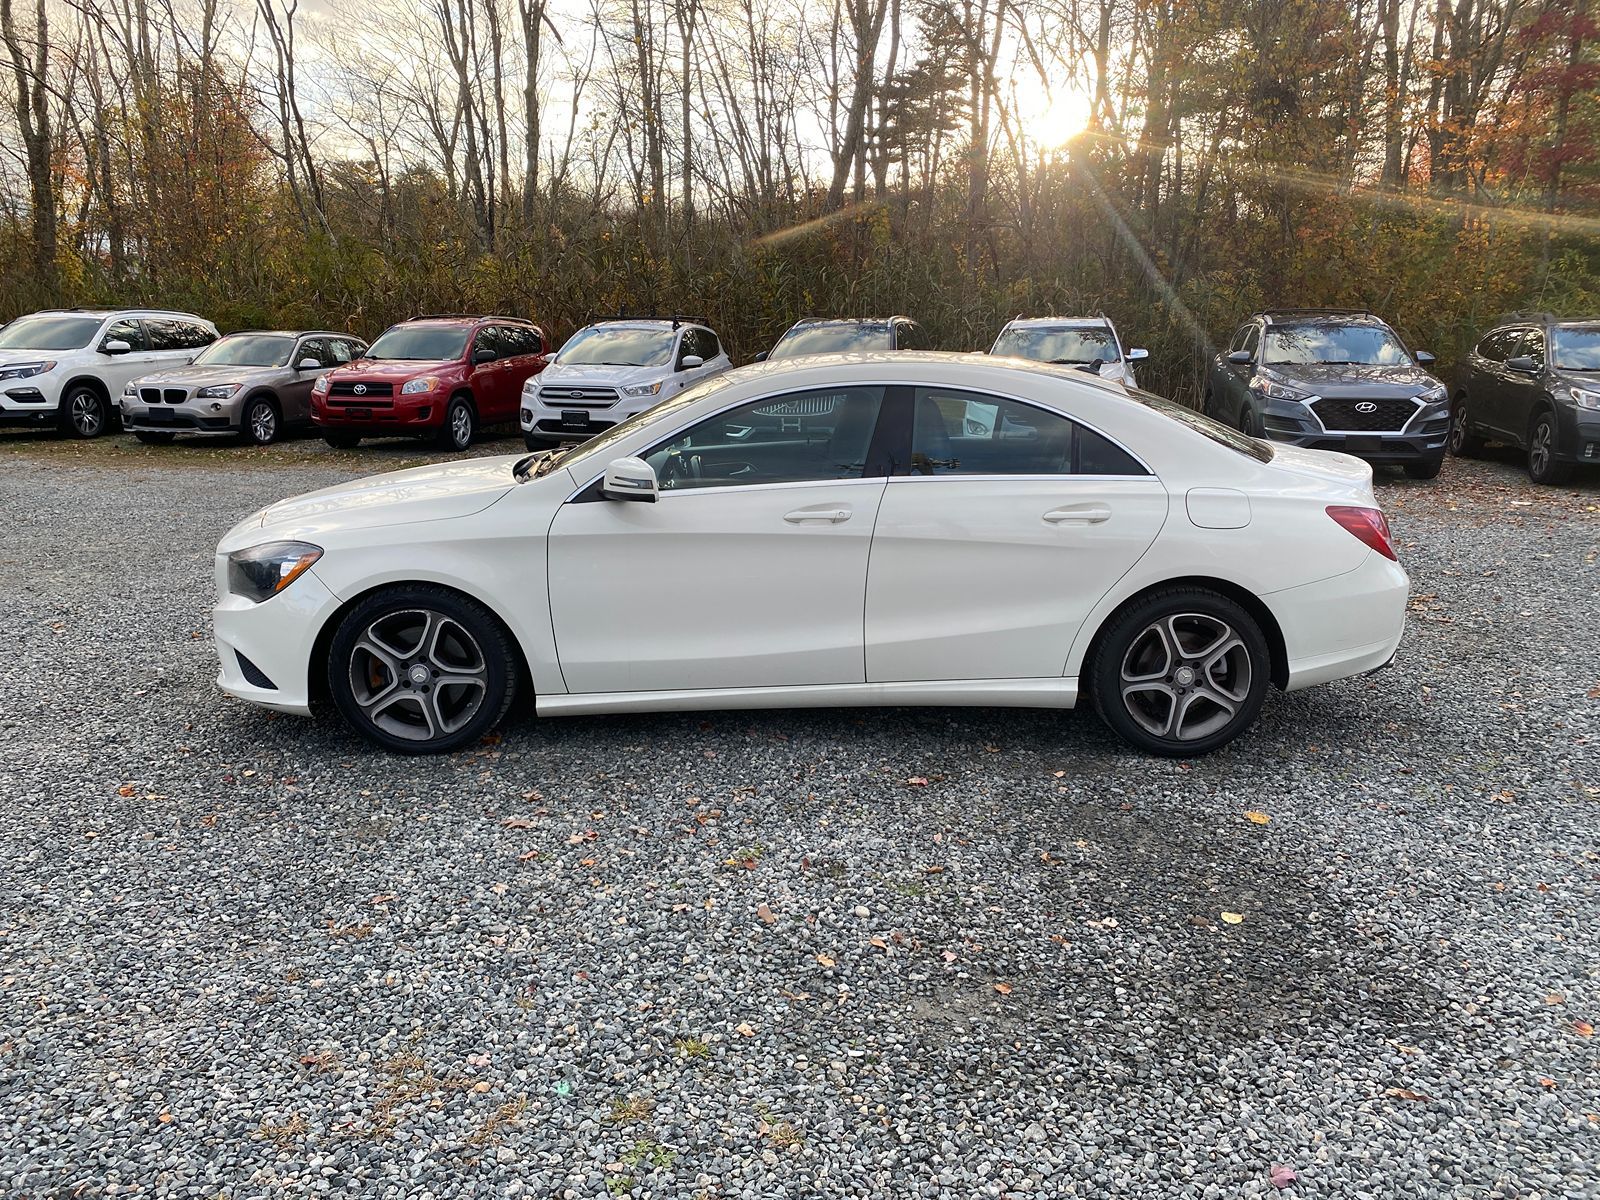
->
[213,354,1408,757]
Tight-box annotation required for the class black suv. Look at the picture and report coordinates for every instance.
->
[1205,309,1449,479]
[755,316,932,361]
[1450,313,1600,485]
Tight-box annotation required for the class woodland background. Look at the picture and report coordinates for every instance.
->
[1,0,1597,402]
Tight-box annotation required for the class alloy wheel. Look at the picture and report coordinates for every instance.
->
[347,608,488,742]
[70,392,104,437]
[249,401,277,444]
[451,404,472,448]
[1529,419,1553,478]
[1118,612,1253,742]
[1448,402,1469,453]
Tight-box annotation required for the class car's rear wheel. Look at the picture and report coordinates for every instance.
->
[1447,394,1485,457]
[323,431,361,450]
[242,396,281,446]
[1089,588,1271,757]
[1527,410,1573,485]
[134,431,176,446]
[327,585,518,754]
[437,396,476,451]
[60,385,110,439]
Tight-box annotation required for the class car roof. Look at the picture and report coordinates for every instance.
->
[738,349,1131,395]
[789,316,911,327]
[34,307,212,321]
[1004,316,1114,328]
[399,314,535,326]
[582,319,702,332]
[221,329,362,339]
[1251,308,1385,325]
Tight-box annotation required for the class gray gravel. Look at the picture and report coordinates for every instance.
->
[1,432,1597,1199]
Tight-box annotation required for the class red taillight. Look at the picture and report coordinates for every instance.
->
[1326,505,1398,561]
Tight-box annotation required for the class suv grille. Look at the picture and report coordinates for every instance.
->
[1312,397,1416,432]
[330,380,394,398]
[541,384,619,408]
[139,387,188,404]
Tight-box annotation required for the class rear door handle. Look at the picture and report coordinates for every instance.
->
[784,506,852,524]
[1043,504,1112,525]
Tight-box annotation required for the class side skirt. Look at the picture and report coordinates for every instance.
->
[536,677,1079,717]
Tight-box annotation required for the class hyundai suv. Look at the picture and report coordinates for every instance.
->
[0,308,218,438]
[1205,309,1449,479]
[312,316,547,451]
[755,316,932,361]
[520,317,731,449]
[1450,313,1600,485]
[989,315,1147,387]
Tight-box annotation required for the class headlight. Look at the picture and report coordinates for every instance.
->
[1569,385,1600,411]
[122,382,137,397]
[1251,376,1315,403]
[312,375,331,394]
[0,361,55,381]
[227,541,323,603]
[400,376,438,395]
[621,380,663,398]
[1416,384,1448,406]
[196,384,241,399]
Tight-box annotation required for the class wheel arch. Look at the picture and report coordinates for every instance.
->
[61,374,111,404]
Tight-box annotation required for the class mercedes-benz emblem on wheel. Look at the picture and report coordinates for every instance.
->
[353,383,367,395]
[1355,401,1377,413]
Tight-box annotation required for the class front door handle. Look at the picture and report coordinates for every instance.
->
[1043,504,1112,525]
[784,506,852,524]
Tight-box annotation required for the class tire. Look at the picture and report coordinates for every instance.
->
[322,431,361,450]
[326,585,518,754]
[1089,587,1271,757]
[241,396,282,446]
[1527,409,1574,485]
[1403,453,1444,480]
[1447,394,1485,458]
[59,384,110,439]
[1237,403,1261,438]
[134,431,176,446]
[524,432,561,451]
[437,396,476,451]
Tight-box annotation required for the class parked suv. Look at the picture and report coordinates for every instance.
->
[755,316,932,361]
[520,317,731,449]
[121,330,367,445]
[1450,313,1600,484]
[0,308,218,438]
[1205,309,1449,479]
[312,315,547,451]
[989,315,1147,387]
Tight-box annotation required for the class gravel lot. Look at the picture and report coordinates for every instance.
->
[1,431,1597,1199]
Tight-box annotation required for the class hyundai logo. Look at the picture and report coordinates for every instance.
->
[1355,401,1378,414]
[353,383,367,395]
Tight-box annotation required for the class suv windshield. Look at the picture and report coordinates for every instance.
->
[1552,326,1600,370]
[1264,324,1409,366]
[770,322,892,359]
[557,326,674,367]
[366,323,470,361]
[0,313,105,351]
[193,333,294,367]
[993,325,1117,365]
[1131,389,1274,463]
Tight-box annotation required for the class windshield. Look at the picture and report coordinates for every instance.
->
[993,325,1118,364]
[193,333,294,368]
[525,374,740,481]
[1552,326,1600,370]
[366,323,469,361]
[556,325,674,367]
[1264,324,1409,366]
[769,323,892,359]
[0,313,104,351]
[1131,389,1274,463]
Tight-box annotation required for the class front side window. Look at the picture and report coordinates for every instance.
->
[1263,323,1408,366]
[557,325,674,367]
[102,319,148,351]
[1517,328,1546,367]
[0,313,104,351]
[1239,326,1261,359]
[992,324,1118,365]
[909,387,1145,476]
[367,322,471,361]
[1551,325,1600,370]
[769,322,893,359]
[644,386,886,490]
[194,333,295,367]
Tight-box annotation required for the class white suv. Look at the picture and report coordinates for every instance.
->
[0,308,219,438]
[521,317,732,449]
[989,315,1147,388]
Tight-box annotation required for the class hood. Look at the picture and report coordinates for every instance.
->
[1263,361,1441,398]
[220,456,519,550]
[537,360,670,388]
[339,358,458,380]
[131,363,283,388]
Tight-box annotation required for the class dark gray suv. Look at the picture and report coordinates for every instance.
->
[1205,309,1449,479]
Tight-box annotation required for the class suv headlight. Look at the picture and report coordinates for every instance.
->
[621,380,663,398]
[227,541,323,603]
[196,384,241,399]
[401,376,438,395]
[1416,383,1448,406]
[1251,376,1315,403]
[312,374,331,394]
[122,382,137,397]
[1568,385,1600,411]
[0,361,55,381]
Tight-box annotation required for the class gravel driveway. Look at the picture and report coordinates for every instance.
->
[1,433,1596,1199]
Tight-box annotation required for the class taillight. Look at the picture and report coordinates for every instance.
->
[1326,505,1397,561]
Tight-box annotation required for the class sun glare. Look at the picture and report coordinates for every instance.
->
[1014,83,1094,149]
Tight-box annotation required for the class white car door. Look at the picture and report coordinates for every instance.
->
[97,317,163,392]
[546,385,890,694]
[865,388,1169,682]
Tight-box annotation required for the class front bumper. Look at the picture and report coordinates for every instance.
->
[213,565,342,716]
[1266,550,1409,692]
[1259,395,1449,463]
[1555,404,1600,463]
[313,393,441,433]
[1,379,63,422]
[121,395,242,435]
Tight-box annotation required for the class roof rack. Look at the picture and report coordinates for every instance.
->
[1252,307,1375,322]
[409,313,534,324]
[1490,310,1561,326]
[598,311,711,329]
[792,315,908,325]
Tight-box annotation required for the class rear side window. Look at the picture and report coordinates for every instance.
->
[908,388,1147,477]
[500,325,541,356]
[474,327,505,359]
[146,318,213,350]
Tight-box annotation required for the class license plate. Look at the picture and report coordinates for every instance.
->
[560,410,591,429]
[1343,435,1380,455]
[142,408,173,422]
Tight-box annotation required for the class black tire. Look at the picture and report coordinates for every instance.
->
[523,432,562,451]
[1237,403,1261,438]
[1088,587,1271,757]
[327,584,518,754]
[1447,394,1485,458]
[241,395,282,446]
[1403,453,1444,480]
[134,431,176,446]
[437,395,476,451]
[322,431,361,450]
[59,384,110,439]
[1527,409,1574,485]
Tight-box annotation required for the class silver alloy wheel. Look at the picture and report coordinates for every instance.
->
[347,608,489,742]
[249,401,277,444]
[1448,402,1468,453]
[70,391,103,436]
[450,403,472,448]
[1530,418,1553,477]
[1119,612,1253,742]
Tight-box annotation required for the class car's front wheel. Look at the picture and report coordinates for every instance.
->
[242,396,281,446]
[322,431,361,450]
[60,386,110,438]
[437,396,476,451]
[1447,394,1485,457]
[134,431,176,446]
[1089,588,1271,757]
[1404,453,1444,480]
[327,586,518,754]
[524,432,561,451]
[1527,410,1574,485]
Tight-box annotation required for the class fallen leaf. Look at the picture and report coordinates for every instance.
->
[906,776,929,786]
[157,1111,174,1124]
[1546,993,1566,1005]
[734,1021,755,1037]
[117,785,135,797]
[370,893,396,905]
[1575,1020,1594,1038]
[1220,911,1245,924]
[1244,811,1271,825]
[502,816,535,829]
[1384,1087,1429,1101]
[869,936,888,950]
[1539,1077,1557,1090]
[815,953,836,969]
[993,982,1012,995]
[1268,1164,1298,1189]
[490,882,508,895]
[756,903,777,925]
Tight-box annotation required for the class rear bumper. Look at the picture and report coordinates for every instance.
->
[1265,551,1409,692]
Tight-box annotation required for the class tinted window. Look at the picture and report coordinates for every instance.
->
[367,322,471,361]
[0,313,104,350]
[679,327,717,364]
[329,338,362,364]
[1263,323,1407,365]
[1517,328,1546,367]
[897,322,931,351]
[181,321,216,348]
[909,388,1146,477]
[500,325,541,356]
[1239,326,1261,359]
[194,334,295,367]
[146,318,211,351]
[1477,330,1512,362]
[102,319,148,352]
[643,386,886,490]
[769,322,893,359]
[473,327,506,360]
[992,324,1118,364]
[1228,325,1253,354]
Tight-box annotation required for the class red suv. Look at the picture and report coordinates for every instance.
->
[312,315,548,450]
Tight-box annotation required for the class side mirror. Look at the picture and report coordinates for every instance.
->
[1506,355,1537,373]
[472,347,497,365]
[680,355,704,370]
[601,456,658,503]
[295,357,321,370]
[752,350,769,363]
[1227,349,1253,365]
[1414,350,1436,366]
[1127,347,1149,361]
[102,339,132,355]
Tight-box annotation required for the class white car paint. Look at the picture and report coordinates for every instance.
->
[215,353,1408,747]
[990,316,1146,388]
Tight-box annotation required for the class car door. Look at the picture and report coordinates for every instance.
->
[546,385,891,694]
[672,327,714,393]
[1502,327,1546,445]
[864,387,1168,682]
[97,318,161,392]
[1475,327,1522,438]
[468,326,513,420]
[282,337,327,425]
